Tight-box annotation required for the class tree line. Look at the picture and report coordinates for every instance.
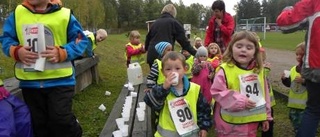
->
[0,0,301,31]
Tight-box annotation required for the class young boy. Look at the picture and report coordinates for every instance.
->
[125,30,145,67]
[144,51,212,137]
[83,29,108,57]
[0,0,87,136]
[181,49,194,80]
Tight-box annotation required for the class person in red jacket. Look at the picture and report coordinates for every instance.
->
[277,0,320,137]
[204,0,235,53]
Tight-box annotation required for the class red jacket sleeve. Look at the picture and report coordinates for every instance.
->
[276,0,312,27]
[220,13,235,41]
[204,17,215,46]
[126,45,143,57]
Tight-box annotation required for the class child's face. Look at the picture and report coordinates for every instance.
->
[162,59,186,82]
[163,45,173,56]
[131,37,140,45]
[232,39,256,67]
[198,55,207,62]
[195,41,202,48]
[296,48,304,63]
[209,46,218,55]
[96,33,106,42]
[28,0,49,7]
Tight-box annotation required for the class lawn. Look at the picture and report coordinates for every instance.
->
[0,31,309,137]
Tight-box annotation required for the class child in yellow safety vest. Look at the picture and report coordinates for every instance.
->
[82,29,108,57]
[207,42,222,70]
[125,30,146,67]
[144,51,212,137]
[281,42,307,133]
[181,49,194,80]
[210,31,272,137]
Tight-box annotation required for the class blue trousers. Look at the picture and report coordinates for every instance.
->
[296,80,320,137]
[0,94,33,137]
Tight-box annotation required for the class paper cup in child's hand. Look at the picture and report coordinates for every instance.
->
[172,72,179,86]
[284,70,290,78]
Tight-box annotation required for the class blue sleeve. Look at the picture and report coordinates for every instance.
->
[197,92,212,131]
[144,85,170,111]
[64,14,89,60]
[0,13,19,57]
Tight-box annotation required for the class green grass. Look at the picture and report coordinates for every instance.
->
[0,31,308,136]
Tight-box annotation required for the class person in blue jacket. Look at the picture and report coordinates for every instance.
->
[0,0,88,136]
[0,81,33,137]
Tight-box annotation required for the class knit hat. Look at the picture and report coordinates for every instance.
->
[195,46,208,57]
[155,42,171,56]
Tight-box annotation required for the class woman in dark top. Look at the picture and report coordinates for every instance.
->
[145,4,196,68]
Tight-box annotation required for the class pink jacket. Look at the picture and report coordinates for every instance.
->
[210,69,273,137]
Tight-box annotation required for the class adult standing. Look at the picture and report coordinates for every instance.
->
[277,0,320,137]
[145,4,197,68]
[204,0,235,53]
[0,0,86,136]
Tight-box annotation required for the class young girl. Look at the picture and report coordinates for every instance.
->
[281,42,307,133]
[144,51,212,137]
[207,42,222,69]
[181,49,194,80]
[125,30,146,67]
[191,46,215,103]
[210,31,272,137]
[194,37,203,49]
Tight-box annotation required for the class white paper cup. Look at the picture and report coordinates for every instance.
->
[98,104,106,111]
[131,92,137,97]
[284,70,290,78]
[138,102,146,110]
[137,110,145,121]
[112,130,122,137]
[115,118,124,129]
[120,124,128,136]
[105,91,111,96]
[172,72,179,86]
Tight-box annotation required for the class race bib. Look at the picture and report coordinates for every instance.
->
[239,74,266,110]
[168,97,199,136]
[22,24,46,71]
[290,81,307,94]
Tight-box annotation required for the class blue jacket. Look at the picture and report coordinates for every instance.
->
[0,4,88,88]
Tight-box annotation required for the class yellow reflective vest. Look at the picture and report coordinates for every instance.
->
[288,66,307,109]
[264,68,276,107]
[125,42,145,64]
[185,55,194,79]
[87,33,97,51]
[155,59,165,84]
[14,5,73,81]
[219,63,267,124]
[155,82,200,137]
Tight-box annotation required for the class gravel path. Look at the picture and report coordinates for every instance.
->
[265,48,296,94]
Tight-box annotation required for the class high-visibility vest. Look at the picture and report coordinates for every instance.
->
[87,32,97,51]
[288,66,307,109]
[185,55,194,79]
[155,59,165,84]
[124,43,145,64]
[14,5,73,81]
[264,68,276,107]
[219,63,267,124]
[0,79,3,86]
[155,82,200,137]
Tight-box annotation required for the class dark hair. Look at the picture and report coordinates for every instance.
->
[161,51,186,69]
[211,0,225,12]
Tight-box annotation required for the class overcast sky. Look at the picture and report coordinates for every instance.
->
[170,0,241,15]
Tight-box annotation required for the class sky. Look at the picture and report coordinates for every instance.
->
[171,0,240,16]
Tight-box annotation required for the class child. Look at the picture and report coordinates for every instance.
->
[125,30,146,67]
[0,81,33,137]
[82,29,108,57]
[194,37,203,49]
[191,46,215,103]
[281,42,307,133]
[181,49,194,80]
[260,47,276,137]
[210,31,272,137]
[207,42,222,69]
[146,41,172,89]
[0,0,86,136]
[144,51,212,137]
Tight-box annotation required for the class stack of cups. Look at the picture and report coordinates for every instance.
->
[136,102,146,121]
[121,95,132,122]
[112,130,122,137]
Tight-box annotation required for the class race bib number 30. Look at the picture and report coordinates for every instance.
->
[168,97,199,136]
[239,74,266,109]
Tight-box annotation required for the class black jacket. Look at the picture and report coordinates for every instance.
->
[145,13,196,66]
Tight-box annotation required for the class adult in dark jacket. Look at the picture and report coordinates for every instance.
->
[145,4,197,68]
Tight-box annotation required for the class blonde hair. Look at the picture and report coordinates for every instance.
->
[129,30,140,40]
[223,30,263,73]
[161,51,186,69]
[161,4,177,18]
[296,42,305,52]
[207,42,222,56]
[96,29,108,40]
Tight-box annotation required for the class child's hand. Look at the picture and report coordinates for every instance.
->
[18,46,39,65]
[262,120,270,132]
[208,72,214,79]
[143,88,151,93]
[140,45,146,53]
[280,73,286,80]
[163,72,175,90]
[41,46,60,63]
[245,99,256,109]
[263,62,271,69]
[198,130,207,137]
[294,76,305,84]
